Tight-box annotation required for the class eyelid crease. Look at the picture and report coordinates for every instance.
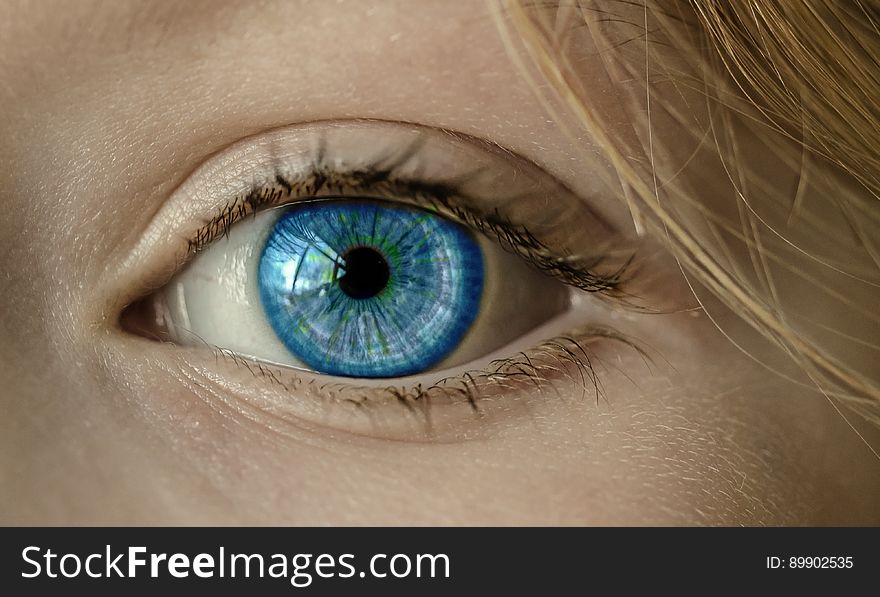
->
[105,119,644,321]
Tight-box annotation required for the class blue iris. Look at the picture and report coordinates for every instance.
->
[258,201,484,377]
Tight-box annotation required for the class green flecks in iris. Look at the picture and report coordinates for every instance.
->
[258,201,484,377]
[295,316,309,336]
[381,246,403,271]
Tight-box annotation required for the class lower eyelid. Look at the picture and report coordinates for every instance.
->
[129,320,644,443]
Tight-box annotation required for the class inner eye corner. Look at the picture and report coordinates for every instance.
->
[118,293,171,343]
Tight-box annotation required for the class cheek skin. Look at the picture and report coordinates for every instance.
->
[4,296,877,525]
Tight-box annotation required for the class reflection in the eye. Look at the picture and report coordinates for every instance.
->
[258,200,485,378]
[149,197,573,379]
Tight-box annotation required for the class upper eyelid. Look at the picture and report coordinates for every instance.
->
[104,119,634,317]
[187,170,627,295]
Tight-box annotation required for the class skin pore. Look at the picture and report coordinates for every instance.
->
[1,0,878,524]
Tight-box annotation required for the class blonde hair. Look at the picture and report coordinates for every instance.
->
[491,0,880,429]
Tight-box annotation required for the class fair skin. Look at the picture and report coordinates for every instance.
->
[1,0,878,525]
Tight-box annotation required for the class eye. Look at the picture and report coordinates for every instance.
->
[123,120,636,398]
[150,198,570,378]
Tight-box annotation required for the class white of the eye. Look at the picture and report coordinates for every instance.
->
[163,207,576,377]
[164,210,294,364]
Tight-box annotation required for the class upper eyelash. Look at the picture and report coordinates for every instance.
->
[186,163,632,294]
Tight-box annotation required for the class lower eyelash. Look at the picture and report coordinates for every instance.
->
[208,324,648,425]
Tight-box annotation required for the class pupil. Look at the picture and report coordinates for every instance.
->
[337,246,390,299]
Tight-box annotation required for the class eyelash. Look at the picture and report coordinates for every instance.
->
[209,324,645,418]
[134,137,646,422]
[186,161,631,295]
